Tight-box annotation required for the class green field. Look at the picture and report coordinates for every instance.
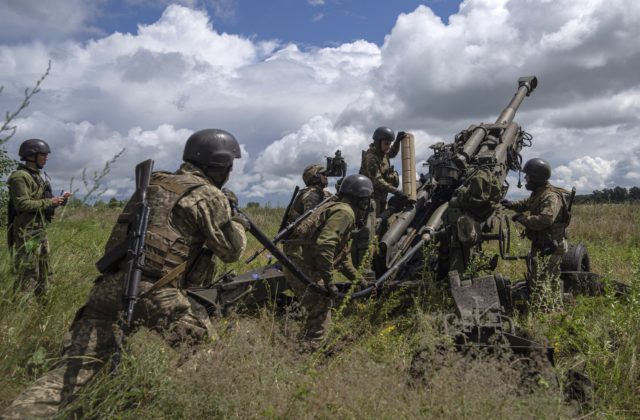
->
[1,203,639,418]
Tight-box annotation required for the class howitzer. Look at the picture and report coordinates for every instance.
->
[113,159,154,370]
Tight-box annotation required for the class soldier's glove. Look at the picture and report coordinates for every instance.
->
[222,188,239,208]
[392,189,408,201]
[500,199,514,209]
[231,214,251,231]
[511,213,525,224]
[395,131,407,143]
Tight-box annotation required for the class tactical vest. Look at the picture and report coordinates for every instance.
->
[103,171,208,281]
[360,147,399,195]
[526,185,571,245]
[288,186,331,222]
[287,201,353,263]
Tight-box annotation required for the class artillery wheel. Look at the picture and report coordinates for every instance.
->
[561,243,590,272]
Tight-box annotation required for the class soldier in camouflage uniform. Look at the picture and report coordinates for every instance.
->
[359,126,408,216]
[3,129,247,419]
[283,174,373,350]
[502,158,570,312]
[7,139,72,295]
[286,164,332,223]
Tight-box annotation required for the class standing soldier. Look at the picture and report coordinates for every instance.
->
[287,164,332,223]
[501,158,571,312]
[283,174,373,350]
[7,138,71,295]
[3,129,248,419]
[359,126,407,216]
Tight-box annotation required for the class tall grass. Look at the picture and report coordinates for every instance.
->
[0,203,638,418]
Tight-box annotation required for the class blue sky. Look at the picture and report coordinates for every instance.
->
[94,1,462,47]
[1,0,639,204]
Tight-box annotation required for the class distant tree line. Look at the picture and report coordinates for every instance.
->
[574,186,640,204]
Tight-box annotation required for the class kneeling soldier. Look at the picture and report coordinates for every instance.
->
[3,129,247,419]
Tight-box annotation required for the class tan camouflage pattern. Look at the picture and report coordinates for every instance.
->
[287,185,332,223]
[511,182,569,245]
[2,163,245,419]
[283,201,358,347]
[512,182,570,312]
[8,164,53,294]
[359,142,400,215]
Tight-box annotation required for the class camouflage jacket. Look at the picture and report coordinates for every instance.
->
[7,164,53,240]
[286,201,359,282]
[511,182,570,245]
[103,162,246,287]
[287,185,333,222]
[359,142,400,198]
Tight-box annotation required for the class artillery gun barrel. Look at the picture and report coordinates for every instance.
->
[460,76,537,163]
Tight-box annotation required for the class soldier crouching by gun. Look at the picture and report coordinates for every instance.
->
[7,138,72,296]
[281,174,373,351]
[501,158,572,313]
[3,129,247,419]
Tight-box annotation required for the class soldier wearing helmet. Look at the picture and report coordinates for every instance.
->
[359,126,408,216]
[7,138,72,295]
[287,163,333,223]
[4,129,247,418]
[282,174,374,350]
[501,158,571,312]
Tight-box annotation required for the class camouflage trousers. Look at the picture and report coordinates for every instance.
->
[283,257,333,350]
[528,241,567,313]
[12,230,51,296]
[2,273,213,419]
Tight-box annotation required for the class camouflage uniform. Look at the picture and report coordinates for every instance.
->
[283,201,359,348]
[3,162,246,419]
[287,185,332,223]
[359,142,400,215]
[7,163,54,295]
[511,182,570,310]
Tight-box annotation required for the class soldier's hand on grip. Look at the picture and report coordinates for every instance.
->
[511,213,524,223]
[231,214,250,231]
[500,199,514,209]
[393,189,408,201]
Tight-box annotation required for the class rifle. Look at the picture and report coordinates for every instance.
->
[244,194,335,264]
[279,186,299,233]
[232,204,330,296]
[113,159,154,370]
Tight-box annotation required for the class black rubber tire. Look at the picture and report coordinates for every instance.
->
[561,243,591,272]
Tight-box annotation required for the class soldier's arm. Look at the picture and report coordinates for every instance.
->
[365,156,397,194]
[519,194,560,231]
[337,248,359,281]
[8,173,51,213]
[388,137,402,159]
[178,185,247,263]
[315,208,354,281]
[510,197,530,213]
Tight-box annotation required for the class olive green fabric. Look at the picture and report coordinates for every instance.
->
[7,164,53,294]
[359,141,400,215]
[283,201,359,346]
[456,167,502,221]
[3,163,246,418]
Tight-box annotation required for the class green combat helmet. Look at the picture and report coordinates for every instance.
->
[19,138,51,160]
[302,164,327,186]
[522,158,551,182]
